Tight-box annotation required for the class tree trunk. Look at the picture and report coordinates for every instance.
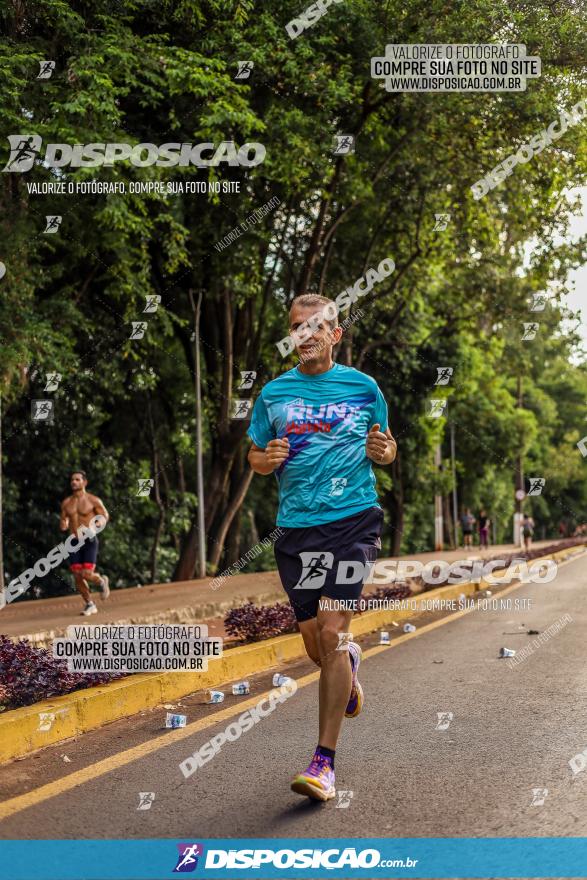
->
[387,449,404,556]
[174,523,199,582]
[247,508,259,546]
[443,492,454,549]
[225,512,242,568]
[189,288,207,578]
[149,447,165,584]
[173,445,249,581]
[208,466,255,570]
[148,399,165,583]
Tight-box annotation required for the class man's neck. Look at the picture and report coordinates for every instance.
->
[72,489,86,496]
[297,357,334,376]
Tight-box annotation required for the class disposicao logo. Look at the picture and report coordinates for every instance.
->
[2,135,266,172]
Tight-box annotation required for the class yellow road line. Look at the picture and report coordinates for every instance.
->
[0,551,581,822]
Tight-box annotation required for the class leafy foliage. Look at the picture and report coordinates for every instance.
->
[0,0,586,595]
[0,634,121,710]
[224,601,298,643]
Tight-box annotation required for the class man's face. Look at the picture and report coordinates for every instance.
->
[289,304,341,363]
[70,473,87,492]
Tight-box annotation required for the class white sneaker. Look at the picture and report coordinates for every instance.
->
[100,575,110,600]
[81,601,98,616]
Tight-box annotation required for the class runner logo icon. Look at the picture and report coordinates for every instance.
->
[530,788,548,806]
[293,551,334,589]
[435,711,454,730]
[329,477,347,496]
[3,135,42,171]
[528,477,545,496]
[173,843,204,873]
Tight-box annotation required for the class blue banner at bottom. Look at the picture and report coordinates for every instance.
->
[1,838,587,879]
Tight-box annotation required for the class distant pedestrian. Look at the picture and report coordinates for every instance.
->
[460,508,475,548]
[478,509,490,549]
[522,514,535,551]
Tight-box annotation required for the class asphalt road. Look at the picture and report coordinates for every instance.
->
[2,542,550,644]
[1,551,586,841]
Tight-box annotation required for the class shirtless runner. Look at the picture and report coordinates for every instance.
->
[60,470,110,616]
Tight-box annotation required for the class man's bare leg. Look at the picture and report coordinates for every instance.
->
[316,604,354,750]
[297,610,356,746]
[84,569,109,599]
[73,571,91,604]
[290,605,355,800]
[297,618,321,666]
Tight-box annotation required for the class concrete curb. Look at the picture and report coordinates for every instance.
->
[1,544,583,763]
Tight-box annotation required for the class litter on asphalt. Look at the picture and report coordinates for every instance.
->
[165,712,187,728]
[232,681,250,695]
[272,673,293,687]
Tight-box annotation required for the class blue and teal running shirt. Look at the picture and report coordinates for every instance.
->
[247,363,389,527]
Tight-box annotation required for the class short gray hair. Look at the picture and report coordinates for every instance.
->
[290,294,339,328]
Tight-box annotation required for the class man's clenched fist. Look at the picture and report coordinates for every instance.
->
[265,437,290,470]
[366,423,396,465]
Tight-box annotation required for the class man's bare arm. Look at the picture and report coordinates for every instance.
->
[248,440,290,475]
[92,496,110,527]
[59,500,70,532]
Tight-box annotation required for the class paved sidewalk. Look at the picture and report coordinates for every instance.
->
[0,542,551,644]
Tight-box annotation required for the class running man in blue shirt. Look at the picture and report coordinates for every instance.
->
[248,293,396,802]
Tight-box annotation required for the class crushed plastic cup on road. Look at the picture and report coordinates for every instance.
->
[165,712,187,728]
[232,681,250,695]
[499,647,516,658]
[380,631,390,644]
[205,690,225,704]
[403,623,416,633]
[272,673,293,687]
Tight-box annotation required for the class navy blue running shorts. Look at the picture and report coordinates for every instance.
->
[273,506,384,622]
[69,536,99,572]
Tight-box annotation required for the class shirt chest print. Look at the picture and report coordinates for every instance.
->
[276,394,375,473]
[284,400,366,434]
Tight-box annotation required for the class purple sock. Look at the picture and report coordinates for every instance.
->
[316,745,335,769]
